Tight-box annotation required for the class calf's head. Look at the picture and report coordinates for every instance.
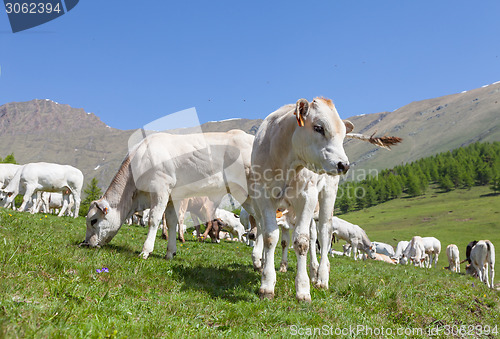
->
[83,199,120,247]
[291,98,352,176]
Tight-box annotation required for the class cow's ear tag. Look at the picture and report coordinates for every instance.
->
[294,98,309,127]
[293,111,305,127]
[103,207,108,215]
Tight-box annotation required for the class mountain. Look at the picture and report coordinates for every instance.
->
[342,81,500,180]
[0,99,262,189]
[0,82,499,189]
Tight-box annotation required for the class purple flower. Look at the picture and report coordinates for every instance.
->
[96,269,102,273]
[102,267,109,273]
[472,283,475,287]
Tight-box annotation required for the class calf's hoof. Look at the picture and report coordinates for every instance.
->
[279,263,288,273]
[165,251,176,260]
[140,251,150,259]
[296,293,312,303]
[314,280,328,289]
[259,289,275,300]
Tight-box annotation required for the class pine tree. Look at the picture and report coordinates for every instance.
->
[79,178,103,217]
[490,175,500,194]
[406,173,422,196]
[1,153,17,164]
[439,175,454,192]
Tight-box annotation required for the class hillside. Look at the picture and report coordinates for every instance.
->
[340,185,499,282]
[0,82,499,189]
[343,82,500,179]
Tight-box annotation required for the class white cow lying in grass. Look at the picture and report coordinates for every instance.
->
[372,241,395,257]
[372,253,397,264]
[83,130,255,260]
[445,244,460,273]
[331,217,376,261]
[1,162,83,217]
[466,240,495,289]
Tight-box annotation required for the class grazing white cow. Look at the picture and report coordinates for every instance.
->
[0,163,21,189]
[401,236,427,267]
[82,130,256,260]
[372,241,395,257]
[445,244,460,273]
[331,217,376,261]
[393,240,410,263]
[0,164,23,209]
[214,208,245,241]
[466,240,495,289]
[421,237,441,268]
[1,162,83,217]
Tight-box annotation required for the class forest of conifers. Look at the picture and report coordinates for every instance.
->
[335,141,500,213]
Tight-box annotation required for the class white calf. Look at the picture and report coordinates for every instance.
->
[215,208,245,241]
[466,240,495,289]
[421,237,441,268]
[445,244,460,273]
[331,217,375,261]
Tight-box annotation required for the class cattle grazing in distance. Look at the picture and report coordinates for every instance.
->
[331,217,376,261]
[35,191,75,217]
[421,237,441,268]
[393,240,410,263]
[0,162,83,217]
[401,236,427,267]
[445,244,460,273]
[214,208,246,242]
[466,240,495,289]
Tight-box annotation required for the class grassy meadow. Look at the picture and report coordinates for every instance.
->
[0,186,499,338]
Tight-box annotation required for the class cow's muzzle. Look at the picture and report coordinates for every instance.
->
[337,161,350,174]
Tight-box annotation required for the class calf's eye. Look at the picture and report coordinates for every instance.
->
[314,125,325,136]
[91,219,98,226]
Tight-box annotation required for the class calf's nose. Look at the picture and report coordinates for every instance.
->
[337,161,350,174]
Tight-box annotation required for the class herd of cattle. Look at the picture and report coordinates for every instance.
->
[0,97,496,300]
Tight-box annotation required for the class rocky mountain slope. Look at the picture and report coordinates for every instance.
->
[0,82,499,189]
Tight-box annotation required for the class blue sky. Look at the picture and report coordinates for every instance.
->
[1,1,499,130]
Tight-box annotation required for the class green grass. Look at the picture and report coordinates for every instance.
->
[0,186,499,338]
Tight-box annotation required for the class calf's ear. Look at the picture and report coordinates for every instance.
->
[96,200,110,215]
[294,98,309,127]
[344,120,354,134]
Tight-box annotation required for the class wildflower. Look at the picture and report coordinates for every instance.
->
[45,215,47,218]
[96,267,109,273]
[96,268,102,273]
